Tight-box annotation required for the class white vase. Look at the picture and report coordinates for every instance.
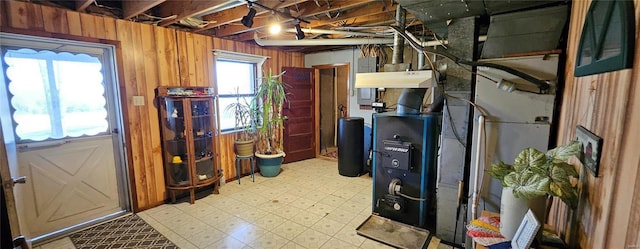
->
[499,187,546,240]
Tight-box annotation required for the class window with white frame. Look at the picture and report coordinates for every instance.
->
[214,50,267,132]
[2,47,109,142]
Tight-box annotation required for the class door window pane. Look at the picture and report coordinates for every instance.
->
[3,48,108,141]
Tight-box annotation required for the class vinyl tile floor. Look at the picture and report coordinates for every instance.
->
[36,159,455,249]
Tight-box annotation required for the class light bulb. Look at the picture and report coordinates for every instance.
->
[269,23,281,34]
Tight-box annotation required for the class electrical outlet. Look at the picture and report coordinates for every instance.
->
[132,96,145,106]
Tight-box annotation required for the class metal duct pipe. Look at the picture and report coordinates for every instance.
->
[392,5,406,64]
[283,28,391,37]
[254,33,394,46]
[417,38,426,68]
[397,88,427,115]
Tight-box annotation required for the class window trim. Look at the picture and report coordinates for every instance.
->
[1,33,120,143]
[213,50,268,133]
[574,0,635,77]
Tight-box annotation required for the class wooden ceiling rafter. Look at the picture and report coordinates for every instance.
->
[157,0,235,27]
[122,0,166,20]
[213,0,378,38]
[307,2,396,28]
[196,0,312,33]
[75,0,93,11]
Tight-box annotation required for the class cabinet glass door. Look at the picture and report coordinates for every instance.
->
[190,99,215,183]
[163,99,190,186]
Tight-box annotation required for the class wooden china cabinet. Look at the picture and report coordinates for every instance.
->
[156,86,222,204]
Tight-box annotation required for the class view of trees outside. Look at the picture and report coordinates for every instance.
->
[4,49,108,141]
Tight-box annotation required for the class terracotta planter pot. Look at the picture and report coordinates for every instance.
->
[235,140,254,157]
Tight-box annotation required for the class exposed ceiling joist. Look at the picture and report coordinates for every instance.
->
[214,0,377,37]
[308,2,396,28]
[75,0,93,11]
[123,0,166,20]
[157,0,236,27]
[196,0,312,32]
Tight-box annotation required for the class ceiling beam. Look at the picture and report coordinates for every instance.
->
[344,13,417,28]
[214,0,378,37]
[123,0,166,20]
[157,0,237,27]
[308,2,396,28]
[75,0,93,11]
[196,0,312,32]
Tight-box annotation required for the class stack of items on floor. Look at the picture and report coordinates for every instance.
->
[466,215,509,247]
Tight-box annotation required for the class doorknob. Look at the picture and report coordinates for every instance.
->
[3,176,26,189]
[12,176,26,185]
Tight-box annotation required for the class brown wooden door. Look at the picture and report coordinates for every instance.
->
[282,67,315,163]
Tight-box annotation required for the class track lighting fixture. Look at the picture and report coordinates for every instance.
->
[294,23,305,40]
[241,5,256,28]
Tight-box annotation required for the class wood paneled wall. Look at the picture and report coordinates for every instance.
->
[0,0,304,211]
[551,0,640,248]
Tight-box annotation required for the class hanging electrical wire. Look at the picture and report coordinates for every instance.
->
[389,25,551,92]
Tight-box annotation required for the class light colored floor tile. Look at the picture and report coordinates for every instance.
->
[242,195,270,206]
[310,217,345,236]
[317,195,348,207]
[290,198,317,210]
[291,228,331,249]
[287,188,313,197]
[137,159,377,249]
[171,220,211,238]
[304,190,330,201]
[324,208,358,224]
[203,235,248,249]
[144,204,182,221]
[226,202,254,216]
[359,239,395,248]
[39,237,75,249]
[273,192,300,204]
[217,216,253,233]
[258,199,287,213]
[290,211,324,227]
[253,213,288,231]
[170,238,199,249]
[205,195,243,210]
[281,241,308,249]
[247,231,290,249]
[159,211,200,227]
[337,200,368,214]
[235,208,269,223]
[186,228,227,248]
[306,202,336,216]
[228,223,267,244]
[200,210,234,226]
[321,237,359,249]
[174,201,217,218]
[333,226,366,247]
[272,220,307,239]
[269,205,303,218]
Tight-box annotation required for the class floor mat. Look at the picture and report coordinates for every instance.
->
[356,214,430,249]
[69,214,177,249]
[320,150,338,160]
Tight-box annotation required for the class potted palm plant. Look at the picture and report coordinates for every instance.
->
[224,88,256,157]
[487,140,581,239]
[251,69,287,177]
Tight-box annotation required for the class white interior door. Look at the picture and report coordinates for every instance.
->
[0,33,128,243]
